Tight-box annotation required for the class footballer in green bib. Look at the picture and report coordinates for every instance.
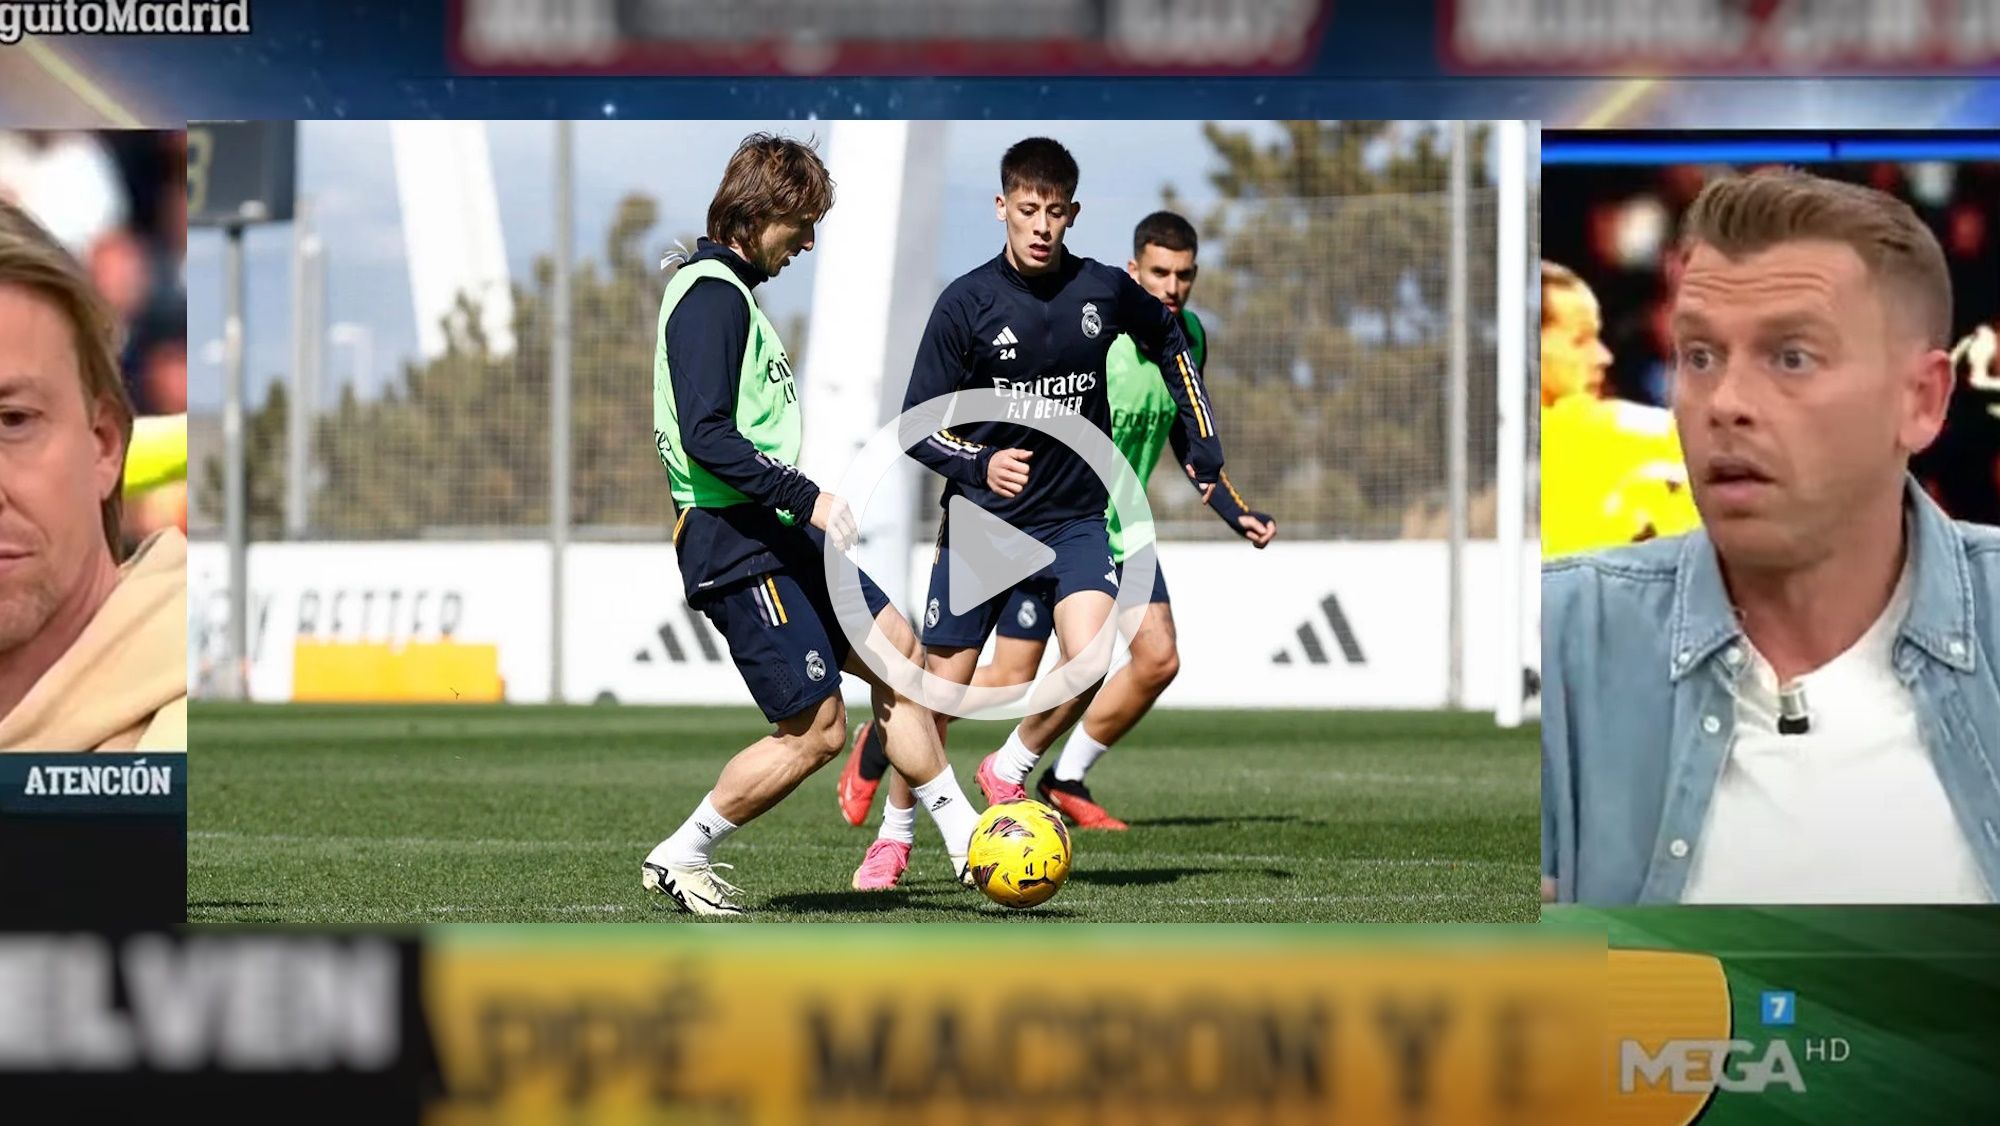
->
[653,257,803,524]
[644,133,981,919]
[1104,308,1208,560]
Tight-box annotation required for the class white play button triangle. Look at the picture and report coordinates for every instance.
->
[946,495,1055,615]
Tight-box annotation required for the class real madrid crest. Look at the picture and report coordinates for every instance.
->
[1017,599,1037,628]
[805,649,827,682]
[1081,301,1102,339]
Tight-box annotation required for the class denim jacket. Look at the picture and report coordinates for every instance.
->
[1542,478,2000,905]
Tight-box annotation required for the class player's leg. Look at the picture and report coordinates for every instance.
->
[853,640,984,888]
[971,635,1049,695]
[840,607,984,889]
[836,596,1046,827]
[984,584,1116,798]
[807,553,984,890]
[859,627,1049,885]
[868,607,1048,816]
[835,711,890,827]
[960,630,1057,793]
[1076,598,1180,750]
[709,693,851,819]
[644,692,847,915]
[979,521,1123,798]
[914,527,1021,799]
[973,590,1055,700]
[643,571,852,916]
[1039,597,1178,830]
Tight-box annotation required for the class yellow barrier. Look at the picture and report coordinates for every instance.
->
[292,641,504,702]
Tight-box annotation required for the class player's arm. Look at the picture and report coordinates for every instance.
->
[666,279,822,518]
[902,294,1028,495]
[1116,272,1223,487]
[1169,419,1274,546]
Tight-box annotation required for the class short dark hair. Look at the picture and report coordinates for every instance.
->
[1133,210,1197,259]
[1000,137,1079,200]
[707,133,835,251]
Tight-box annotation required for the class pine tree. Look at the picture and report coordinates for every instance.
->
[1182,121,1496,538]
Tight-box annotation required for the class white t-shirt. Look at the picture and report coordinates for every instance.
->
[1681,559,1993,904]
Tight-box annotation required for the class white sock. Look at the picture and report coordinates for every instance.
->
[877,798,916,846]
[1053,725,1110,782]
[911,766,978,862]
[647,792,739,869]
[994,726,1040,785]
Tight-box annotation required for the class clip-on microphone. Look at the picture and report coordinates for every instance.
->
[1777,681,1811,736]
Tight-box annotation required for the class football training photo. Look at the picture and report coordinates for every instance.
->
[186,119,1540,923]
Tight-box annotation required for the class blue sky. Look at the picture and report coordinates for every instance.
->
[186,120,1488,410]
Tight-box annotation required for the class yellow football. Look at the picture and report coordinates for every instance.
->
[967,799,1073,909]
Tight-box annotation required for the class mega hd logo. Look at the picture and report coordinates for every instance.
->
[1618,1038,1804,1095]
[1610,952,1848,1125]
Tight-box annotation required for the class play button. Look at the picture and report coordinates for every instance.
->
[945,495,1054,615]
[824,388,1157,720]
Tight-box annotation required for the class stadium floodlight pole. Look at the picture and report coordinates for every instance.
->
[287,196,312,538]
[549,120,574,705]
[328,322,374,401]
[223,222,250,701]
[302,232,324,487]
[1446,121,1469,711]
[1493,120,1529,728]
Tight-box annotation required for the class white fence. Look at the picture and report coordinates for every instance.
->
[189,540,1540,711]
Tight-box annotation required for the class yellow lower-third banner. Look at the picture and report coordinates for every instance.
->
[424,925,1609,1126]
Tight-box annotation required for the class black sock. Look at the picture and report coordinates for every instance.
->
[857,720,891,782]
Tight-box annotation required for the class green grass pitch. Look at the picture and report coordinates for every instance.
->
[189,704,1539,924]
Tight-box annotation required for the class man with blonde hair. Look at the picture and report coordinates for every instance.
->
[1544,168,1998,905]
[0,199,184,751]
[640,133,980,916]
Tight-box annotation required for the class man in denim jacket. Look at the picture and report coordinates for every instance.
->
[1543,168,1999,906]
